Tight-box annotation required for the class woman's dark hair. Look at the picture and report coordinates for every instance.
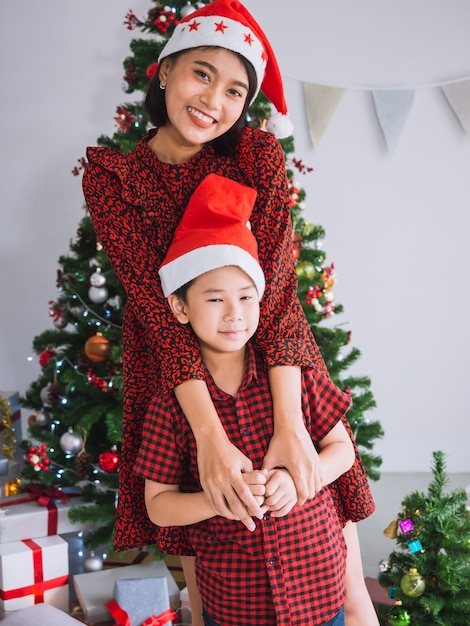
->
[144,47,258,157]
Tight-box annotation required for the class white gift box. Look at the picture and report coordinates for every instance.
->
[73,559,180,623]
[0,493,93,543]
[0,535,69,618]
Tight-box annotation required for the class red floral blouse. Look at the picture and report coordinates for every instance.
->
[82,127,374,551]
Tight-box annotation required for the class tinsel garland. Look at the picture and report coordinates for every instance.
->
[0,393,17,460]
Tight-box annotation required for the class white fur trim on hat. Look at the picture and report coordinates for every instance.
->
[158,16,266,103]
[159,244,265,300]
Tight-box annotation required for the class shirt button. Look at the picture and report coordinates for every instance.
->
[242,428,251,435]
[269,557,277,565]
[263,514,270,521]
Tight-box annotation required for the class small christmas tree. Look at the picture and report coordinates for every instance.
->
[18,0,383,551]
[378,451,470,625]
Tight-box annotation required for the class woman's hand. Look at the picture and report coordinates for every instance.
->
[262,421,322,505]
[196,432,264,532]
[263,468,297,517]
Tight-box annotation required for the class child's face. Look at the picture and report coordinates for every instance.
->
[159,47,249,150]
[173,265,260,356]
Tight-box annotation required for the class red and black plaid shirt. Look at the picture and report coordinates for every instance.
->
[135,344,351,625]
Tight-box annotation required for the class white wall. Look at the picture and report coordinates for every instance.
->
[1,1,468,473]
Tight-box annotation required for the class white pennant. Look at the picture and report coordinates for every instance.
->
[303,83,346,147]
[372,89,415,154]
[441,80,470,134]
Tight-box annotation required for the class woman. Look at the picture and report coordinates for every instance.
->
[82,1,378,624]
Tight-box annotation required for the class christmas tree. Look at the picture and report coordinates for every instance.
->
[18,0,383,551]
[378,451,470,626]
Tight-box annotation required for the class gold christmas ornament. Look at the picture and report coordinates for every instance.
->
[383,518,399,539]
[84,333,111,362]
[400,567,426,597]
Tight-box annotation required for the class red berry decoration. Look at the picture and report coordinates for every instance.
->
[98,447,120,472]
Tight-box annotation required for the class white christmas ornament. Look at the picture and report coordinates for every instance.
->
[60,427,83,455]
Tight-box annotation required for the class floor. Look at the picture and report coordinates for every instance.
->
[356,471,470,578]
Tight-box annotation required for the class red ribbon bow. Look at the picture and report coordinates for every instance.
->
[25,485,70,506]
[106,598,178,626]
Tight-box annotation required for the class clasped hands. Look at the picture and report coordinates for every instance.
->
[198,428,322,532]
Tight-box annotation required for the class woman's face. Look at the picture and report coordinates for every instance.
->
[159,47,250,152]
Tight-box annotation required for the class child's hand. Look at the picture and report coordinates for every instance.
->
[264,468,297,517]
[242,470,267,507]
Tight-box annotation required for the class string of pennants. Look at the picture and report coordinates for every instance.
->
[300,78,470,153]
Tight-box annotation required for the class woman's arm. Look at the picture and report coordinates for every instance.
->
[174,379,263,528]
[263,366,323,503]
[240,131,327,501]
[83,152,263,524]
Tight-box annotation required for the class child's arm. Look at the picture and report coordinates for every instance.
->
[144,479,216,527]
[264,420,355,518]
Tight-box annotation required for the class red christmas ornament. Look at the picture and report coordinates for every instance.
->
[292,243,300,262]
[39,349,56,367]
[99,448,120,473]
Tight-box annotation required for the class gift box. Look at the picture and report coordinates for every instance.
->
[179,586,192,624]
[73,559,180,623]
[106,576,177,626]
[0,391,23,470]
[0,490,93,543]
[0,535,69,618]
[103,548,157,568]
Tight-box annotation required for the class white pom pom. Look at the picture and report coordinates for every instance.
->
[266,112,294,139]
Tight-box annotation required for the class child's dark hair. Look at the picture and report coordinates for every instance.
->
[173,279,195,303]
[145,47,258,157]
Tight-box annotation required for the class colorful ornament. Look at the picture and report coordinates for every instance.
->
[378,559,390,572]
[26,443,50,472]
[84,551,104,572]
[399,518,414,533]
[99,446,120,473]
[5,477,20,496]
[84,333,111,362]
[292,243,299,262]
[38,349,56,367]
[408,539,423,553]
[400,567,425,597]
[383,518,399,539]
[60,428,83,455]
[389,603,411,626]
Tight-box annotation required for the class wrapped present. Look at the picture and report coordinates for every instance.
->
[0,391,23,471]
[0,488,93,543]
[0,535,69,619]
[0,453,7,476]
[104,548,157,568]
[73,559,180,624]
[179,586,192,624]
[164,554,185,590]
[106,576,178,626]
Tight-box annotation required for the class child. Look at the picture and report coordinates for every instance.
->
[134,174,356,626]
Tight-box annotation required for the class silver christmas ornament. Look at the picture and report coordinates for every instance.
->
[83,551,103,572]
[60,427,83,455]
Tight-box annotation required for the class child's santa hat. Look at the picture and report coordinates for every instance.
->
[159,173,265,300]
[158,0,293,138]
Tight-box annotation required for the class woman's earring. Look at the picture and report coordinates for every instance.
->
[159,80,166,90]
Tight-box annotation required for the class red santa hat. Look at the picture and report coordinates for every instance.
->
[158,0,293,138]
[159,173,265,299]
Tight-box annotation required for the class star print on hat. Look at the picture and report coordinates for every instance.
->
[158,173,265,300]
[158,0,293,138]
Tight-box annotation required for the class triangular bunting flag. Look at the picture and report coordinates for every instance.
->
[372,89,415,154]
[441,80,470,134]
[303,83,346,147]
